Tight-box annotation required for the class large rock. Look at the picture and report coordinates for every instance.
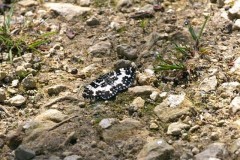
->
[137,138,174,160]
[14,145,36,160]
[44,3,91,21]
[154,93,193,122]
[102,118,146,142]
[195,142,229,160]
[88,41,112,56]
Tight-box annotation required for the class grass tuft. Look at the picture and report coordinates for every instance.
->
[0,6,55,63]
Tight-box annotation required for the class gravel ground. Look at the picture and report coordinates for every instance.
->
[0,0,240,160]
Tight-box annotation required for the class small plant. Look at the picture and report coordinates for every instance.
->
[154,54,186,71]
[185,15,209,51]
[93,0,108,7]
[154,16,209,73]
[0,6,55,63]
[139,19,149,33]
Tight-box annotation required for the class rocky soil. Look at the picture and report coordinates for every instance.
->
[0,0,240,159]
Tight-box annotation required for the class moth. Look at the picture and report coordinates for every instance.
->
[82,67,135,100]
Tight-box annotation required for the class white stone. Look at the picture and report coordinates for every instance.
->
[18,0,38,7]
[167,93,186,108]
[233,19,240,30]
[9,95,26,107]
[12,79,19,87]
[199,76,218,92]
[231,96,240,114]
[230,57,240,73]
[44,3,91,21]
[99,118,117,129]
[150,91,159,101]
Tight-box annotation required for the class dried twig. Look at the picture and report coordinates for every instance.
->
[48,115,78,131]
[0,105,12,117]
[42,95,80,108]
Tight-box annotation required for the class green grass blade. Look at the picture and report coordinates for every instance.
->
[28,39,49,49]
[198,15,209,40]
[9,48,13,63]
[188,24,198,41]
[155,63,185,71]
[39,31,57,38]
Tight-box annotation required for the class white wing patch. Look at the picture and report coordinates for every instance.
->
[82,67,136,100]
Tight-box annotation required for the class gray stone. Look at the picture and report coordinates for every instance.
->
[63,155,82,160]
[195,143,229,160]
[49,155,61,160]
[117,0,132,10]
[210,132,219,141]
[8,95,26,107]
[116,44,138,60]
[80,64,100,74]
[0,71,7,81]
[229,138,240,154]
[128,85,159,96]
[199,76,218,92]
[44,3,91,21]
[139,4,154,13]
[18,0,38,7]
[230,96,240,114]
[14,145,36,160]
[137,139,174,160]
[154,105,191,122]
[47,84,67,96]
[102,118,144,142]
[145,32,167,50]
[88,41,112,56]
[22,74,36,89]
[0,88,6,102]
[99,118,118,129]
[114,59,134,69]
[86,17,100,26]
[167,122,190,136]
[35,109,67,122]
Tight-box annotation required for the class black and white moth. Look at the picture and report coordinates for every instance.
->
[82,67,135,100]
